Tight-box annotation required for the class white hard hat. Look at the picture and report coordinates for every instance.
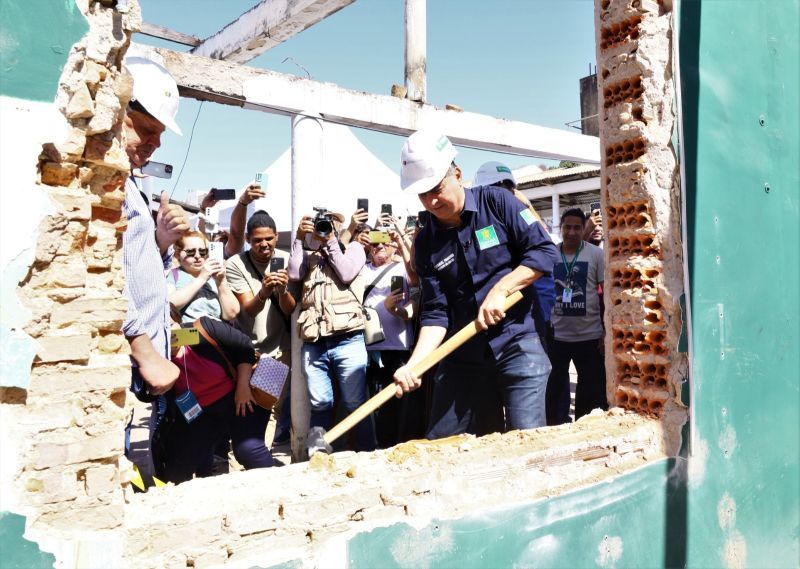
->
[473,161,516,187]
[400,130,458,194]
[124,56,182,135]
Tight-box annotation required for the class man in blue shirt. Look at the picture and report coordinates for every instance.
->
[393,131,558,438]
[472,161,557,355]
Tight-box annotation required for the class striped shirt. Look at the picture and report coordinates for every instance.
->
[122,177,173,360]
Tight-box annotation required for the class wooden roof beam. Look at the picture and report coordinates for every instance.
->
[146,45,600,163]
[191,0,356,64]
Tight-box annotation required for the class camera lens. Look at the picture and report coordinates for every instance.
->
[314,218,333,237]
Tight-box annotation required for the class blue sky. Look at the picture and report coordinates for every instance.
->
[136,0,597,202]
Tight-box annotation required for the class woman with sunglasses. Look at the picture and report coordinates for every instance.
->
[168,231,239,324]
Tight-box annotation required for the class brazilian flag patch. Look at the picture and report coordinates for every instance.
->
[520,208,536,225]
[475,225,500,250]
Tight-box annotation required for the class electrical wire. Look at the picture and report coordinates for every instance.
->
[170,100,204,197]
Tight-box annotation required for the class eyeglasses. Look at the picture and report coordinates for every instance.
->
[182,248,208,258]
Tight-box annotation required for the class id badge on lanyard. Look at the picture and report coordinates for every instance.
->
[176,390,203,423]
[562,287,573,303]
[176,348,203,423]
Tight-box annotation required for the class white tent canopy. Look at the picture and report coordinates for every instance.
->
[214,124,420,234]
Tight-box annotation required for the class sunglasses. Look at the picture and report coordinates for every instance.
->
[182,248,209,258]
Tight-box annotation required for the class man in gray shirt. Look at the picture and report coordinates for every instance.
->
[546,208,607,424]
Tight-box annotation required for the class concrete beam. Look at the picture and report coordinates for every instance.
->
[149,45,601,163]
[191,0,356,63]
[521,177,601,200]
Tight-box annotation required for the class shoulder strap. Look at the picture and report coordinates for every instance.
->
[193,319,237,380]
[363,262,397,301]
[244,251,265,281]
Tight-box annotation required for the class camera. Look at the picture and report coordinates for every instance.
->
[312,207,335,238]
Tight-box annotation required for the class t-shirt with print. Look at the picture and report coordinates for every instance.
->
[225,249,292,363]
[166,268,222,325]
[551,241,605,342]
[362,262,413,352]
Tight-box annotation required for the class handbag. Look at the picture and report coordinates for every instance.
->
[249,354,290,409]
[193,319,287,410]
[352,262,397,346]
[362,306,385,345]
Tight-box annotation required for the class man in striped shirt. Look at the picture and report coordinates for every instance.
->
[122,55,188,403]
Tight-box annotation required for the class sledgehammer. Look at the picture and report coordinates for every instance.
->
[306,290,525,457]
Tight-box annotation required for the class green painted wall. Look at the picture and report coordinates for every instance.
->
[679,0,799,565]
[0,0,87,101]
[0,513,55,568]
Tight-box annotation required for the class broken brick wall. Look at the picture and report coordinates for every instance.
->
[1,0,143,543]
[595,0,688,449]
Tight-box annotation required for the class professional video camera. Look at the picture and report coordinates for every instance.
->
[312,207,335,238]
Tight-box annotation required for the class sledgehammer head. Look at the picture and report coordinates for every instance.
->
[306,426,333,457]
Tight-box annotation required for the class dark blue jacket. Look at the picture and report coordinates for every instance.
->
[414,185,558,363]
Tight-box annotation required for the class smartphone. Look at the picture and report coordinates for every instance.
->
[141,161,173,179]
[368,230,391,244]
[170,328,199,348]
[270,257,285,271]
[417,210,429,228]
[210,188,237,200]
[357,198,369,212]
[405,215,418,231]
[381,203,393,216]
[208,241,224,262]
[255,172,264,184]
[390,275,404,294]
[590,201,601,213]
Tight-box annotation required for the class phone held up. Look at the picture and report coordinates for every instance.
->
[405,215,418,231]
[368,230,391,244]
[390,275,404,294]
[270,257,285,272]
[357,198,369,212]
[381,203,393,216]
[141,161,173,179]
[210,188,237,200]
[208,242,224,262]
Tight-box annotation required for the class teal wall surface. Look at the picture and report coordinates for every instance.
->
[0,513,55,568]
[0,0,87,101]
[679,0,799,566]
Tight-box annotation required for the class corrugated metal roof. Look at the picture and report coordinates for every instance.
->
[516,164,601,186]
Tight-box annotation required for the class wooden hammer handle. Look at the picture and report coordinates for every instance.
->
[324,290,524,445]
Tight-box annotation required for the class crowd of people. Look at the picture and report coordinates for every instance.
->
[121,56,609,487]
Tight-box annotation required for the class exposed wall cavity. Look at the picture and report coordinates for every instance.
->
[595,0,688,452]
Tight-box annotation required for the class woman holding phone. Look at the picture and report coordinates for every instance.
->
[361,228,423,448]
[168,231,240,324]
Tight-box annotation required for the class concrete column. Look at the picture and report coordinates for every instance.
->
[551,192,560,239]
[404,0,426,102]
[289,112,323,461]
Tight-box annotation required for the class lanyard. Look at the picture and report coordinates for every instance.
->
[560,241,584,284]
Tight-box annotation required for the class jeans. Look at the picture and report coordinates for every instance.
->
[303,331,376,452]
[154,392,274,484]
[546,337,608,425]
[426,334,551,439]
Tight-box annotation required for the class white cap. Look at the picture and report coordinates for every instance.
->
[400,130,458,194]
[124,56,182,135]
[473,161,516,187]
